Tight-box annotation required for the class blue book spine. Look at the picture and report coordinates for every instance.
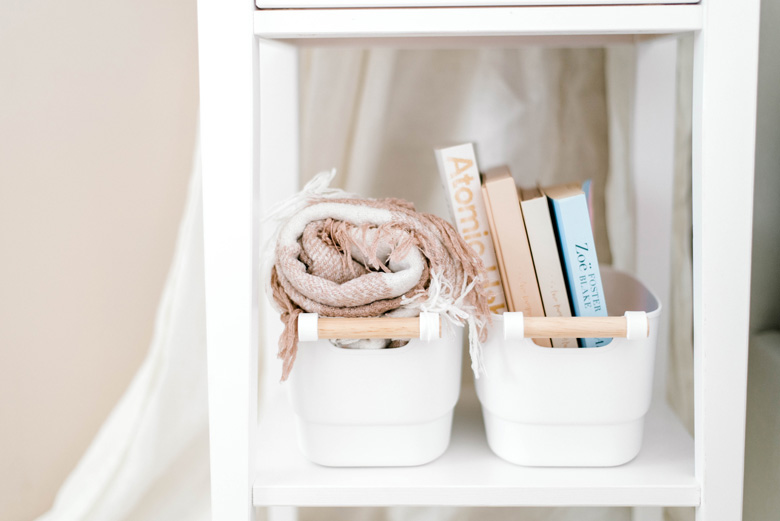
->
[549,192,609,347]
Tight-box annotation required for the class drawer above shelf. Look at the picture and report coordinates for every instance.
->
[257,0,699,8]
[254,385,699,507]
[253,4,703,44]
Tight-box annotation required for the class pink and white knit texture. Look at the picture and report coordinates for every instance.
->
[268,190,491,381]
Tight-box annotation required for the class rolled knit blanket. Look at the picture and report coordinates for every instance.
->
[266,172,491,381]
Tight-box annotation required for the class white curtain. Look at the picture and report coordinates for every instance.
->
[37,44,693,521]
[35,147,211,521]
[300,48,614,264]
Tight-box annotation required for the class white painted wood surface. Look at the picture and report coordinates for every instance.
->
[254,386,697,507]
[257,0,698,9]
[254,5,703,40]
[631,36,678,399]
[197,1,258,520]
[257,38,300,401]
[691,1,761,521]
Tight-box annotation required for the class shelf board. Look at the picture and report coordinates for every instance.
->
[254,5,703,42]
[254,385,699,507]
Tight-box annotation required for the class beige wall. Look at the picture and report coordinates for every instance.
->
[0,2,198,520]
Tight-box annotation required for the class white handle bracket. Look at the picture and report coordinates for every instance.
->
[298,313,319,342]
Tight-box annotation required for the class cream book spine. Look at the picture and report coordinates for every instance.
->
[520,188,576,348]
[481,166,550,347]
[435,144,507,314]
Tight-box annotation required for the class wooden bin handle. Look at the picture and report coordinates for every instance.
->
[296,311,649,342]
[503,312,650,341]
[297,312,441,341]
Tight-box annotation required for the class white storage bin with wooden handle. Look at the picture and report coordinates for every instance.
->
[475,267,662,467]
[286,311,463,467]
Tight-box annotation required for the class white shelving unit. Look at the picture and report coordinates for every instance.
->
[196,2,761,521]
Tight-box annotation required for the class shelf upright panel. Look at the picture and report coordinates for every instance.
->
[630,36,678,398]
[197,0,260,520]
[256,37,300,401]
[691,0,761,521]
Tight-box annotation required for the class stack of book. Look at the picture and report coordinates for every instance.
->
[435,143,608,348]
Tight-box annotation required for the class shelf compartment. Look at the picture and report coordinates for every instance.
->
[254,5,703,42]
[254,385,699,507]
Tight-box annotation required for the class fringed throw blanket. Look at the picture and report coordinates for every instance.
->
[266,171,491,381]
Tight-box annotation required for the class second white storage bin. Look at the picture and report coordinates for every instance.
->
[286,314,463,467]
[475,267,661,467]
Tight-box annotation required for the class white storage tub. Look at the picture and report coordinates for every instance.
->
[286,313,463,467]
[475,267,661,467]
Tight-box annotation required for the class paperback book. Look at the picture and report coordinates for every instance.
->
[482,166,550,347]
[543,183,609,347]
[519,187,576,348]
[434,144,507,314]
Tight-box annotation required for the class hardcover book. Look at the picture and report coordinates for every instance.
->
[434,144,507,314]
[543,183,609,348]
[482,166,550,347]
[519,187,576,348]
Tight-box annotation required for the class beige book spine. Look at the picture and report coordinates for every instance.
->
[481,185,511,312]
[482,167,550,347]
[434,144,507,314]
[520,189,576,348]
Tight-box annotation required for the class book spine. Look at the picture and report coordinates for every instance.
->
[480,185,509,314]
[548,194,609,348]
[520,195,576,348]
[482,168,550,347]
[434,144,507,314]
